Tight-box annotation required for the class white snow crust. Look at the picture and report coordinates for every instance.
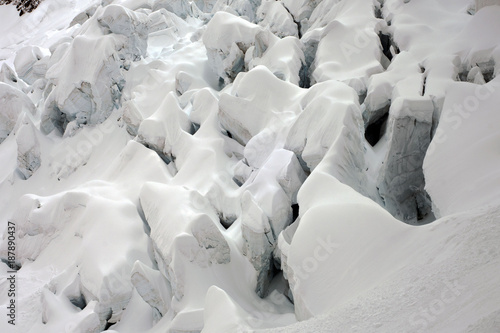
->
[1,0,500,332]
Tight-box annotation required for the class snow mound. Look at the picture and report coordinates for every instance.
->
[203,11,276,85]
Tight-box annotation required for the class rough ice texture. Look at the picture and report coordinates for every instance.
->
[285,80,365,171]
[139,182,231,300]
[203,11,276,85]
[131,260,172,322]
[218,65,300,145]
[136,92,193,161]
[256,0,298,38]
[476,0,500,10]
[363,52,422,125]
[377,97,434,223]
[152,0,191,19]
[247,36,305,86]
[5,188,153,326]
[16,118,41,179]
[303,0,384,92]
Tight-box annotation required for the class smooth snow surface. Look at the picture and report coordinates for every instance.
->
[1,0,500,332]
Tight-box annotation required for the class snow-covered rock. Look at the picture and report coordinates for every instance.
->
[274,220,297,281]
[121,99,142,136]
[281,0,320,26]
[275,150,307,204]
[40,288,103,333]
[146,8,183,34]
[237,148,308,296]
[2,184,154,327]
[41,34,125,134]
[69,4,99,27]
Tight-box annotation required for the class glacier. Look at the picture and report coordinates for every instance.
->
[1,0,500,332]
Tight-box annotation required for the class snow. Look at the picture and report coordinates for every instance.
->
[476,0,500,10]
[304,0,385,91]
[256,0,298,39]
[424,77,500,218]
[1,0,500,332]
[0,0,101,63]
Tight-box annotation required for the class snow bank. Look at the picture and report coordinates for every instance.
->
[16,117,41,179]
[218,65,300,145]
[203,11,276,85]
[1,0,500,332]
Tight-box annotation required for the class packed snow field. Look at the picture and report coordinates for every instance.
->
[0,0,500,332]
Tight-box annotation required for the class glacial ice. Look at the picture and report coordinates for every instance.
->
[0,82,36,144]
[1,0,500,332]
[377,97,434,222]
[139,182,231,299]
[16,117,41,179]
[203,11,275,85]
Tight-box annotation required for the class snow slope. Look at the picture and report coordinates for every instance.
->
[0,0,500,332]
